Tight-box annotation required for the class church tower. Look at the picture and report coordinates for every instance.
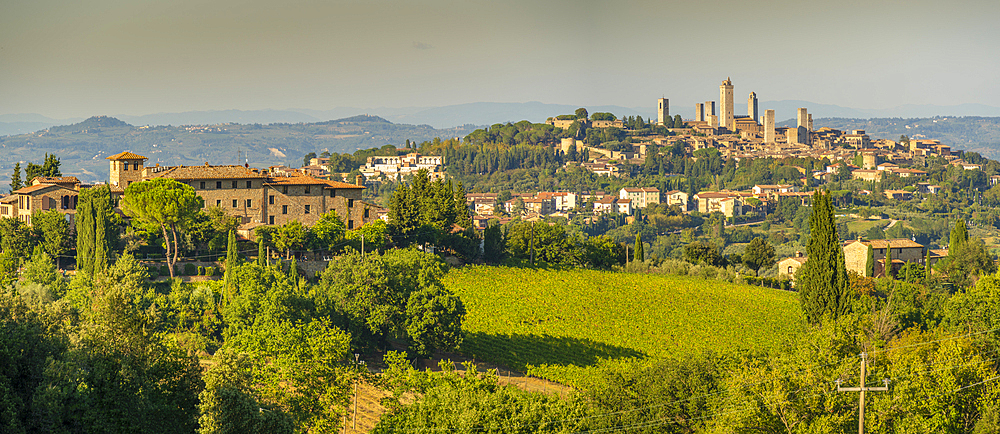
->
[720,78,734,130]
[657,98,669,125]
[748,92,758,122]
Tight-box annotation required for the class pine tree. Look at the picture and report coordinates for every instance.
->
[865,244,875,277]
[796,190,851,324]
[949,219,968,256]
[10,162,22,192]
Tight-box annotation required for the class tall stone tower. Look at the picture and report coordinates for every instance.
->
[695,103,705,122]
[720,78,734,130]
[796,108,810,145]
[706,101,716,117]
[764,109,775,143]
[657,98,669,125]
[748,92,758,122]
[107,151,148,188]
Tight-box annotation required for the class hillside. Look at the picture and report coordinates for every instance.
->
[444,267,805,387]
[0,115,479,186]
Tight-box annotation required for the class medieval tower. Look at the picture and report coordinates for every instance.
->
[748,92,758,122]
[764,109,775,143]
[720,78,734,130]
[657,98,669,125]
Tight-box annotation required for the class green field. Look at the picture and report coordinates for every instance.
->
[444,266,806,387]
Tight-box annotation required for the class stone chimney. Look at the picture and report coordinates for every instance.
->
[355,175,364,186]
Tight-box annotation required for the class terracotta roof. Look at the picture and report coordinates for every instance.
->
[265,175,364,189]
[147,165,267,180]
[0,195,16,204]
[865,239,924,249]
[31,176,80,184]
[13,183,62,194]
[106,151,148,161]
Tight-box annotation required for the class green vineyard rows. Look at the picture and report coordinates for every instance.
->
[444,266,807,387]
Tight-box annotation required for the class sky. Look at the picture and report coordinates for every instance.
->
[2,0,999,119]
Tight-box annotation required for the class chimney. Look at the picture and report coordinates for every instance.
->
[795,251,803,258]
[355,175,364,186]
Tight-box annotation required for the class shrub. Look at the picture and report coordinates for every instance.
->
[147,266,160,280]
[184,263,197,276]
[204,266,215,277]
[160,265,170,277]
[197,265,204,276]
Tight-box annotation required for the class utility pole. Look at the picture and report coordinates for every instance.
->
[361,234,365,258]
[530,222,535,265]
[837,352,889,434]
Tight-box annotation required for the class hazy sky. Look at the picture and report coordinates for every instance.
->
[2,0,998,118]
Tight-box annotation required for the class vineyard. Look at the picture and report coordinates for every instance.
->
[444,266,806,387]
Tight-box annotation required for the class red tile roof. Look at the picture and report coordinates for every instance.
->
[106,151,148,161]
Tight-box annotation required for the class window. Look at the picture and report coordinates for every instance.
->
[122,163,128,171]
[216,181,222,189]
[200,181,205,189]
[304,205,311,214]
[232,199,238,208]
[330,190,336,198]
[216,199,221,207]
[269,216,274,225]
[787,266,793,274]
[363,208,369,219]
[348,220,354,229]
[282,205,288,214]
[282,186,288,194]
[246,199,252,208]
[232,181,238,189]
[348,199,354,208]
[305,186,311,194]
[133,163,140,170]
[269,195,274,205]
[246,180,252,189]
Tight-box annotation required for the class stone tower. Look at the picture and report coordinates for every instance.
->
[657,98,669,125]
[748,92,758,122]
[695,103,705,122]
[720,77,734,130]
[106,151,148,188]
[796,108,809,145]
[706,101,716,117]
[764,109,775,143]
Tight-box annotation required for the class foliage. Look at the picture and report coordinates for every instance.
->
[315,248,463,356]
[375,359,592,433]
[742,237,775,276]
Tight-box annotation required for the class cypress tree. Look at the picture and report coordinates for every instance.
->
[925,248,932,276]
[10,162,22,192]
[258,239,266,266]
[224,230,239,302]
[796,190,851,324]
[635,234,644,262]
[75,185,113,275]
[865,244,875,277]
[949,219,968,256]
[885,241,893,278]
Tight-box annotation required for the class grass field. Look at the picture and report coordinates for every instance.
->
[444,266,806,387]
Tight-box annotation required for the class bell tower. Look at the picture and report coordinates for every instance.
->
[107,151,148,188]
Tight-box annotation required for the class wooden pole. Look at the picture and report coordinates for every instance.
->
[837,352,889,434]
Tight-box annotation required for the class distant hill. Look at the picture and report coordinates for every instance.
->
[0,115,480,187]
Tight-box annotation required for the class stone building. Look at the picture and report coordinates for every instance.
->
[107,151,373,230]
[778,251,807,279]
[842,239,926,277]
[0,178,81,226]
